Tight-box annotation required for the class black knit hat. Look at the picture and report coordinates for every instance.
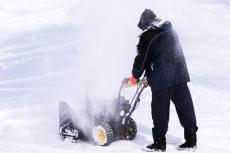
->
[138,9,157,30]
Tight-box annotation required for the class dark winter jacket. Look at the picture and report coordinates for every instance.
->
[132,21,190,91]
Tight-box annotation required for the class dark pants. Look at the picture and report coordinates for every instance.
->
[151,83,198,138]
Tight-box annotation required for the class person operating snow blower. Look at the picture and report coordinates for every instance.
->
[129,9,198,152]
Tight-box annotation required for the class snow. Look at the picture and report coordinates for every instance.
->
[0,0,230,153]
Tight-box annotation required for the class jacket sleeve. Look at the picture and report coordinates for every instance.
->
[132,32,151,79]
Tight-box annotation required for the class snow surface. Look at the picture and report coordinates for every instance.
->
[0,0,230,153]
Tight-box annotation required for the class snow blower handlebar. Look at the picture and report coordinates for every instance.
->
[119,77,148,125]
[118,77,148,98]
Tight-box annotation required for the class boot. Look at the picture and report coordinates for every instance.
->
[178,128,197,150]
[143,137,166,152]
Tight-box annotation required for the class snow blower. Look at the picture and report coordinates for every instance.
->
[59,77,148,146]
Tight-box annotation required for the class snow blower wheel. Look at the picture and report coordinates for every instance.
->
[123,117,137,140]
[92,122,114,146]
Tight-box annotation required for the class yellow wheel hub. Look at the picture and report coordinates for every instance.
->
[124,128,131,136]
[93,126,107,145]
[96,129,106,143]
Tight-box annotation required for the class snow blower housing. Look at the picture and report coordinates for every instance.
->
[59,77,148,146]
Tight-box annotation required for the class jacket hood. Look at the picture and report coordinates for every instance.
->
[137,9,156,31]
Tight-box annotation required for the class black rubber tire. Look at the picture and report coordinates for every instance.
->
[92,122,114,146]
[123,117,137,140]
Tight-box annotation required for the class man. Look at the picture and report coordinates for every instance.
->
[130,9,198,152]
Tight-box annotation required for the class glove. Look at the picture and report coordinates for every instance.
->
[130,76,138,84]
